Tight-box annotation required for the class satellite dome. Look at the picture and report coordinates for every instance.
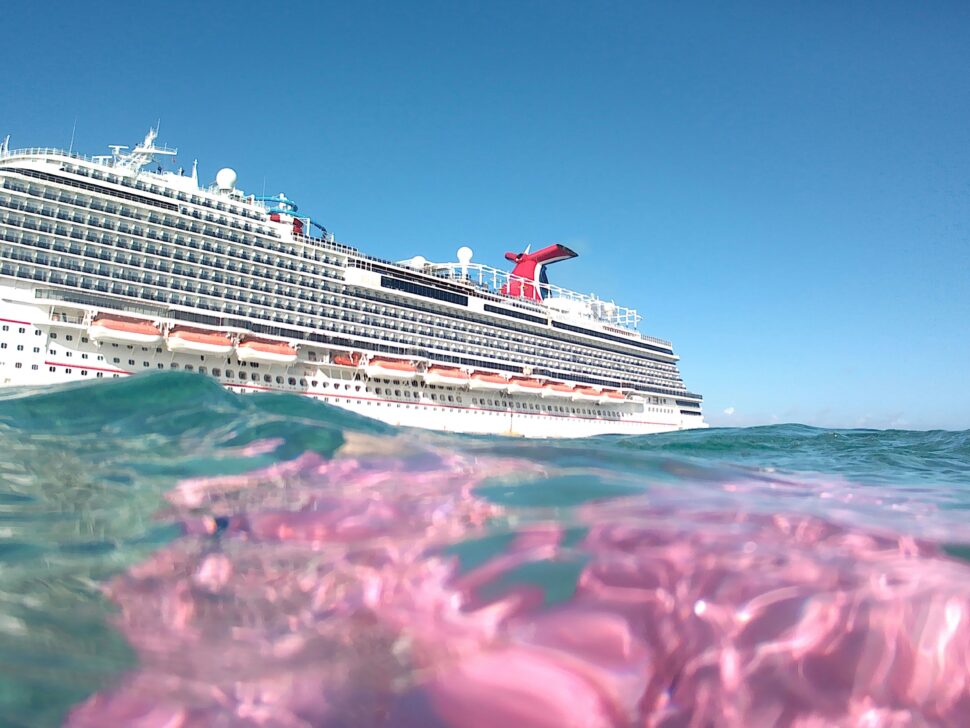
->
[456,246,473,265]
[402,255,428,269]
[215,167,237,190]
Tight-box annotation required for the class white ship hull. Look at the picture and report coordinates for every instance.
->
[0,285,703,438]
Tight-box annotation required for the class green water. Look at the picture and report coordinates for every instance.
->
[0,372,967,726]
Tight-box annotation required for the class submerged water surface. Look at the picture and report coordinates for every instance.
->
[0,372,968,726]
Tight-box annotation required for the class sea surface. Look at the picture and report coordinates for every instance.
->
[0,372,968,727]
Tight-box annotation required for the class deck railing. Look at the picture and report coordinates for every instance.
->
[427,261,642,330]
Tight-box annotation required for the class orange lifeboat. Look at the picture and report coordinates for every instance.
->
[468,371,509,391]
[572,386,603,403]
[236,338,298,364]
[331,351,362,367]
[506,376,544,395]
[541,382,576,399]
[600,389,626,404]
[88,315,162,345]
[364,357,418,380]
[166,327,234,355]
[423,366,470,386]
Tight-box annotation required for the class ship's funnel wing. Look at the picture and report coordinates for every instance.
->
[501,243,578,301]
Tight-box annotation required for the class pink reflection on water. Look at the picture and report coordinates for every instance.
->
[67,445,970,727]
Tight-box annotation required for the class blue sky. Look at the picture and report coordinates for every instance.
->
[2,2,968,430]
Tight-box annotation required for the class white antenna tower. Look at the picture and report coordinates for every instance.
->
[112,127,177,172]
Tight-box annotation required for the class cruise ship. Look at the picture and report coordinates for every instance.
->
[0,129,705,437]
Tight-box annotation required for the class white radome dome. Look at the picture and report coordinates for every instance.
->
[456,246,473,264]
[215,167,237,190]
[402,255,428,269]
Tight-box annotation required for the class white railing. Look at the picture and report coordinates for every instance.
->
[0,147,93,163]
[427,261,642,330]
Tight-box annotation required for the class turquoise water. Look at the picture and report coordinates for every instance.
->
[0,373,968,726]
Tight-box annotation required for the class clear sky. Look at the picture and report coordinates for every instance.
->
[2,2,968,430]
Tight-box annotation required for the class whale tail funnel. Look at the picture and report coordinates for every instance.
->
[502,244,577,301]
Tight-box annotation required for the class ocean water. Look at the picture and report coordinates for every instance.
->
[0,373,968,727]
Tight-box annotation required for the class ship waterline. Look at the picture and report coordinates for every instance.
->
[0,129,705,436]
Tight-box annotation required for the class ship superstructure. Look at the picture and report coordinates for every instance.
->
[0,129,705,437]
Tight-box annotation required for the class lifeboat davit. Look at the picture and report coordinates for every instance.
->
[468,371,509,391]
[364,357,417,380]
[331,351,362,367]
[506,376,544,395]
[88,315,162,345]
[166,327,234,355]
[541,382,576,399]
[236,338,298,364]
[572,386,603,403]
[423,366,470,386]
[600,389,626,404]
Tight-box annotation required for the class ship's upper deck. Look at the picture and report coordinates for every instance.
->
[0,133,660,339]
